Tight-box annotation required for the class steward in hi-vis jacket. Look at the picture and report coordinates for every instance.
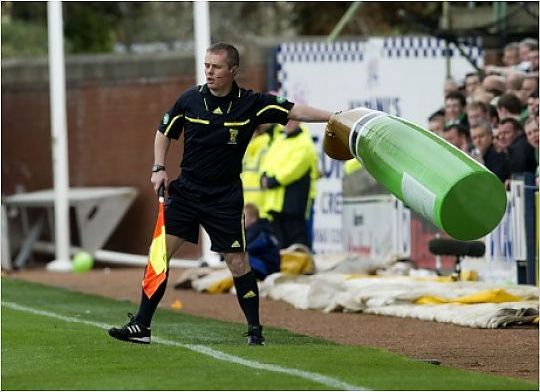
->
[260,121,317,248]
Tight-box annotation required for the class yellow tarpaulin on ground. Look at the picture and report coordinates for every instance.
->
[259,273,540,328]
[415,288,522,304]
[207,276,234,294]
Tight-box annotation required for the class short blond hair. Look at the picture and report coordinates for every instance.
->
[207,42,239,68]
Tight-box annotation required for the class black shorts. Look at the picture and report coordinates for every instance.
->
[164,176,245,253]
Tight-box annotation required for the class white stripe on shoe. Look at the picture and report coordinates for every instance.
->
[2,301,367,391]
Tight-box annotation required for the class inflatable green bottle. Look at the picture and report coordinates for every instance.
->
[324,107,507,241]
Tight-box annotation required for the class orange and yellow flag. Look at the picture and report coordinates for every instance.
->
[142,195,167,298]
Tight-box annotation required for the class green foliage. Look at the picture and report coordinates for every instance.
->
[291,2,352,35]
[2,1,123,57]
[8,1,47,24]
[1,19,48,57]
[2,278,538,391]
[0,1,448,58]
[63,2,123,54]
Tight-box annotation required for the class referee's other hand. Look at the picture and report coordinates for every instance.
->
[151,171,169,194]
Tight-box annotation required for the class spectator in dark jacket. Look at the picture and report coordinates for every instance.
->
[244,203,280,280]
[498,117,537,174]
[470,122,510,182]
[443,123,471,153]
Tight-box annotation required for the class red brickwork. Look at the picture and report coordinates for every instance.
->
[2,57,268,258]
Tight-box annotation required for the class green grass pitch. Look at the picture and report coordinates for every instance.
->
[1,277,537,391]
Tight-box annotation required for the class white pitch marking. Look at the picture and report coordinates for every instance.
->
[2,301,367,391]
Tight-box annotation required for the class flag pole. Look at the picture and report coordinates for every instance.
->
[46,0,71,272]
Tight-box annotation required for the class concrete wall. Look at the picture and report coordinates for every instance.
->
[2,49,269,258]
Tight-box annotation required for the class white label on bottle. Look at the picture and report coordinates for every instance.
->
[401,172,436,224]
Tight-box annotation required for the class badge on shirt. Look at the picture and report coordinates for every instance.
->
[276,96,286,104]
[228,129,239,144]
[162,113,170,125]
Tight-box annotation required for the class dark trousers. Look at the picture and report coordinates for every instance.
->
[269,213,308,249]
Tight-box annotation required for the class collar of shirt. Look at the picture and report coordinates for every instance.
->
[199,81,241,101]
[199,81,242,115]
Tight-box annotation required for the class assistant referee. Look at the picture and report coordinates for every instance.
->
[108,42,332,345]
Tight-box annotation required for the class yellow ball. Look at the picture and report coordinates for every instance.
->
[72,251,94,273]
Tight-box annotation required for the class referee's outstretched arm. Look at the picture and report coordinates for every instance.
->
[288,103,333,123]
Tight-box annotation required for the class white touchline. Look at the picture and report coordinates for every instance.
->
[2,301,367,391]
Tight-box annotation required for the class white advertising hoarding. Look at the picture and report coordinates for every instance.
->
[342,195,411,261]
[276,37,482,253]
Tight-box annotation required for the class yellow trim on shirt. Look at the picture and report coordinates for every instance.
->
[224,119,250,127]
[185,116,210,125]
[241,213,246,251]
[164,114,184,136]
[256,105,289,117]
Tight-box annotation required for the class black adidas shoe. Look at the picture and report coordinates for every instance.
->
[108,313,151,344]
[245,325,265,345]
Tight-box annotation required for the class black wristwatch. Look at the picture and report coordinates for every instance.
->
[151,164,166,173]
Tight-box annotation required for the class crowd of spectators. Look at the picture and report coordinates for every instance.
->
[428,37,539,185]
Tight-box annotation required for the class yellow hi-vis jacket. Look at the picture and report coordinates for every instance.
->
[271,124,320,202]
[241,132,271,213]
[260,125,317,218]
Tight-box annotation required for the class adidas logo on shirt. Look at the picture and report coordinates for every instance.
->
[231,240,241,248]
[243,290,257,299]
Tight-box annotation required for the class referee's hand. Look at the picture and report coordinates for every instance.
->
[151,171,168,194]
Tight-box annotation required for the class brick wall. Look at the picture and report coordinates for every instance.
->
[2,51,269,258]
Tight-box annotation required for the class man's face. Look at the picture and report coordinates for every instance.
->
[444,98,463,120]
[471,127,492,154]
[528,96,539,117]
[465,75,480,97]
[521,78,538,100]
[503,48,519,66]
[444,128,466,151]
[525,121,539,149]
[466,108,486,128]
[497,122,518,149]
[204,50,236,92]
[428,117,444,136]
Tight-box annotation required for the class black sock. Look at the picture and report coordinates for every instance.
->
[233,270,260,326]
[135,270,169,327]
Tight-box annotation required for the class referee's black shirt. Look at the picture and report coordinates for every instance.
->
[158,82,294,186]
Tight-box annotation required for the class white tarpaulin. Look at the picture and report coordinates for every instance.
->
[258,272,539,329]
[276,37,483,253]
